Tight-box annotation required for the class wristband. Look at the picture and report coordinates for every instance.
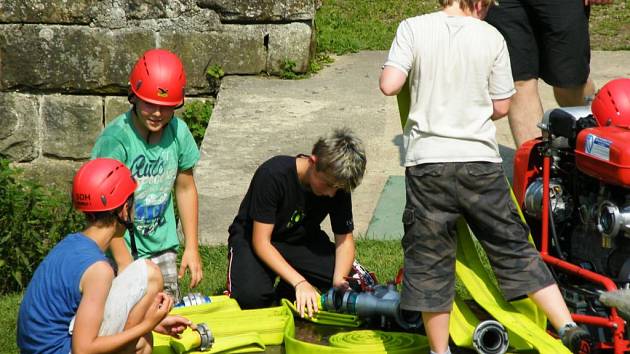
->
[293,279,307,289]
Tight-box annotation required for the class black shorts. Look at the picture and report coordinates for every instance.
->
[400,162,555,312]
[485,0,590,87]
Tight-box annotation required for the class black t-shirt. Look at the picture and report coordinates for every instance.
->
[230,155,354,242]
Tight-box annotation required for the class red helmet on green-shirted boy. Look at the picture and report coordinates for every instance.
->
[128,48,186,107]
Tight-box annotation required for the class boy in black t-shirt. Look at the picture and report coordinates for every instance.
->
[226,128,367,317]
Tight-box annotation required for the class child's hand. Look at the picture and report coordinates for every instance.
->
[332,278,349,290]
[154,315,195,338]
[179,248,203,288]
[144,293,173,330]
[294,280,320,318]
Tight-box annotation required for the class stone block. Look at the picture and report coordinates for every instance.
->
[266,23,312,73]
[0,0,100,24]
[0,93,40,162]
[0,0,196,27]
[0,25,154,93]
[160,26,267,81]
[105,97,132,125]
[15,158,83,191]
[42,95,103,159]
[197,0,315,22]
[121,0,189,20]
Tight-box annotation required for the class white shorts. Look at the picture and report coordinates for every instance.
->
[69,259,149,336]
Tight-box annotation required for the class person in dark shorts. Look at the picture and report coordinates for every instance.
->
[485,0,614,147]
[380,0,592,353]
[225,128,367,318]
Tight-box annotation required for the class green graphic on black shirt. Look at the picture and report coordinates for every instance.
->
[287,209,305,229]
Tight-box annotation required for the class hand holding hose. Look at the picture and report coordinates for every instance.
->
[294,279,320,318]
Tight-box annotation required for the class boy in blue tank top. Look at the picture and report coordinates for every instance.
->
[91,49,202,303]
[17,158,194,353]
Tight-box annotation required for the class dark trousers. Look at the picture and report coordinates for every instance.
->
[226,226,335,309]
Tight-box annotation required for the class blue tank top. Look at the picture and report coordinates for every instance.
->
[17,233,108,353]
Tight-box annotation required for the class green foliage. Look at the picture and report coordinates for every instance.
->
[178,245,229,295]
[280,54,335,80]
[280,59,300,80]
[180,100,214,147]
[0,293,20,353]
[354,239,403,282]
[206,64,225,80]
[314,0,628,54]
[0,159,85,295]
[590,2,630,50]
[315,0,439,55]
[309,53,335,75]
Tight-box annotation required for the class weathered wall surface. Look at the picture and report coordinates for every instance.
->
[0,0,315,187]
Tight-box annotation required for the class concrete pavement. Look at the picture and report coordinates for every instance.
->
[195,50,630,245]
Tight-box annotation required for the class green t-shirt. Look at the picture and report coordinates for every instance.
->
[91,111,200,258]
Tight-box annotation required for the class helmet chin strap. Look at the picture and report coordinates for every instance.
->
[117,201,138,260]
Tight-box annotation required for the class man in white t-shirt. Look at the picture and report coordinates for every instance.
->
[379,1,592,353]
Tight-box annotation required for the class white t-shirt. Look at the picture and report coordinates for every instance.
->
[385,11,515,166]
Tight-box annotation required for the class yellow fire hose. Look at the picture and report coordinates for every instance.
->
[154,296,430,353]
[283,308,430,354]
[281,298,363,327]
[153,296,289,353]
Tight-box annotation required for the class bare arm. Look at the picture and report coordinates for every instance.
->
[71,262,170,354]
[175,169,202,288]
[332,232,355,287]
[251,221,319,317]
[491,98,512,120]
[379,66,408,96]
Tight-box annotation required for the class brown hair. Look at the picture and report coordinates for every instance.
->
[311,128,367,192]
[438,0,497,12]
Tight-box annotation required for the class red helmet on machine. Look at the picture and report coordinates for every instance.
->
[591,78,630,127]
[73,158,137,212]
[128,48,186,107]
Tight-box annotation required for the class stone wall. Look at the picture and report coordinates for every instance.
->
[0,0,315,186]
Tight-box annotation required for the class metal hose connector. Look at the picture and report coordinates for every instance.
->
[472,320,509,354]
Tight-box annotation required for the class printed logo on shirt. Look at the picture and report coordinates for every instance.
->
[130,155,166,179]
[129,154,177,237]
[286,209,306,229]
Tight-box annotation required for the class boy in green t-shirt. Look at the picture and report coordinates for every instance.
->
[92,49,202,303]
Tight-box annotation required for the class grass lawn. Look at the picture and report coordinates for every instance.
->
[315,0,630,54]
[0,240,403,353]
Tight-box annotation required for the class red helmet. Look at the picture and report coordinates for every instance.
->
[592,78,630,127]
[128,48,186,107]
[73,158,137,212]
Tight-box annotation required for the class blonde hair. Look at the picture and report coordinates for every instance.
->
[438,0,497,11]
[312,128,367,192]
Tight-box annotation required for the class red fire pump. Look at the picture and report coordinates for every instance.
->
[512,78,630,353]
